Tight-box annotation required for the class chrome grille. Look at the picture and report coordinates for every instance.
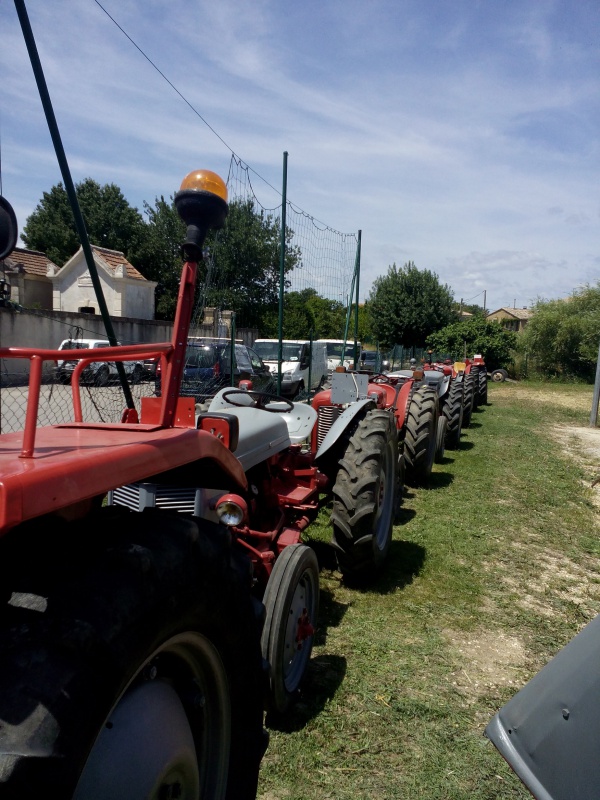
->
[110,483,200,514]
[317,405,342,448]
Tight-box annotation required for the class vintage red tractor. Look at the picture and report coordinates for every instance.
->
[113,371,401,714]
[0,167,272,798]
[311,368,439,491]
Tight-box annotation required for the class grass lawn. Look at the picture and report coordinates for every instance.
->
[257,381,600,800]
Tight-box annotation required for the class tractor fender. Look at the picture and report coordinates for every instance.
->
[314,398,375,462]
[394,381,414,429]
[439,373,451,398]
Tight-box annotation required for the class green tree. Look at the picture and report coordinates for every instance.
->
[23,179,146,267]
[137,196,186,320]
[521,284,600,380]
[426,316,517,367]
[367,261,456,349]
[205,199,301,331]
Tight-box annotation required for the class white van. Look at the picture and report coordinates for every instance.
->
[318,339,361,375]
[252,339,327,397]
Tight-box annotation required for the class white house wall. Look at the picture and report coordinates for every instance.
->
[51,252,156,320]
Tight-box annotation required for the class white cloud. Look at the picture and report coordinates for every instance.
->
[1,0,598,315]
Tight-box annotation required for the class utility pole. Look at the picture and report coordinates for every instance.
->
[459,297,463,315]
[483,290,486,314]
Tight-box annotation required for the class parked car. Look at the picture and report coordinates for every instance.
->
[55,339,147,385]
[154,339,275,402]
[358,350,390,373]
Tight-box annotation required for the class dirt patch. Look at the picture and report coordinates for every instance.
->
[451,417,600,701]
[444,629,527,701]
[551,425,600,507]
[511,544,600,619]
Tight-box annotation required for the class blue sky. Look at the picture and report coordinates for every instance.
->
[1,0,598,312]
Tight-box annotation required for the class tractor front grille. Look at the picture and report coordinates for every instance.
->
[317,405,342,448]
[109,482,222,521]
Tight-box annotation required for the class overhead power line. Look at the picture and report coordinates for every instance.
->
[92,0,337,232]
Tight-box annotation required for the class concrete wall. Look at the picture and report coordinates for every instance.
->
[0,307,173,384]
[0,305,258,384]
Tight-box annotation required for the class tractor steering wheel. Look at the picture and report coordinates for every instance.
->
[369,373,391,384]
[222,389,294,413]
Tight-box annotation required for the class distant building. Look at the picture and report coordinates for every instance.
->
[1,247,56,309]
[486,307,533,333]
[47,245,157,319]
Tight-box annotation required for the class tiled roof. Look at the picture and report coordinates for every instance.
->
[2,247,58,277]
[90,246,146,280]
[488,307,533,320]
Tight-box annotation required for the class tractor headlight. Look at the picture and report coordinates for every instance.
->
[214,494,248,526]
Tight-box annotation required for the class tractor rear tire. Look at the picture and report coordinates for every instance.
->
[490,368,508,382]
[331,408,398,581]
[469,366,481,410]
[478,368,488,405]
[434,415,447,463]
[404,386,438,486]
[0,507,266,800]
[462,373,475,428]
[261,544,319,715]
[441,378,463,448]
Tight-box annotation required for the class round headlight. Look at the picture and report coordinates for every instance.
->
[214,494,247,526]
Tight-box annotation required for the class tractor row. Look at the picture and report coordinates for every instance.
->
[107,346,491,723]
[0,164,491,798]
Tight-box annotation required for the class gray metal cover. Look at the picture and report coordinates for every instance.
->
[330,371,369,403]
[485,613,600,800]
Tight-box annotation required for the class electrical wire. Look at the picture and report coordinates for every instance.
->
[91,0,341,231]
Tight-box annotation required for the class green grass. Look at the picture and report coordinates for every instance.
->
[257,381,599,799]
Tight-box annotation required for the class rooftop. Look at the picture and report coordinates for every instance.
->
[2,247,58,277]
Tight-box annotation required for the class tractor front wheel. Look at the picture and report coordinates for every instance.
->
[331,409,398,580]
[261,544,319,715]
[434,415,447,463]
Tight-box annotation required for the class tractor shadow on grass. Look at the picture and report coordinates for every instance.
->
[266,652,347,732]
[425,470,454,489]
[369,539,426,596]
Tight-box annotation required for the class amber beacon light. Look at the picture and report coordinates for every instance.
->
[174,169,229,260]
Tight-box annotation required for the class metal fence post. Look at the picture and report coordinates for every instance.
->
[590,340,600,427]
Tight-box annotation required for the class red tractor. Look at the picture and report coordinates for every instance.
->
[113,372,401,714]
[0,169,271,797]
[311,368,440,492]
[457,354,488,424]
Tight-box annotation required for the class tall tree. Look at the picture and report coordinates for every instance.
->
[23,179,145,266]
[204,199,301,330]
[426,316,518,367]
[137,196,186,320]
[521,284,600,380]
[367,261,456,348]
